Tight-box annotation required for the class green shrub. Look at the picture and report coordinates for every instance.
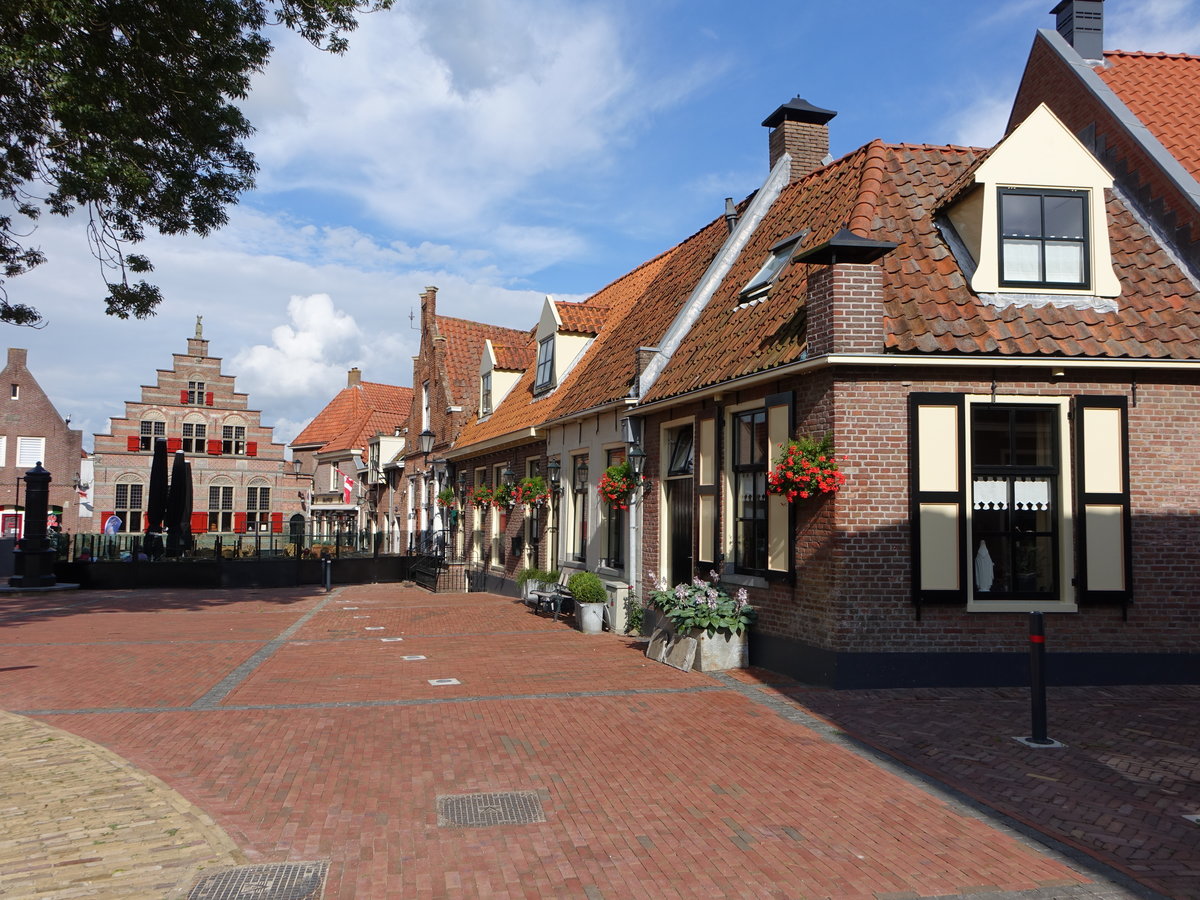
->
[516,567,548,589]
[566,570,607,604]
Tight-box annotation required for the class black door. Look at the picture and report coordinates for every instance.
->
[666,478,693,586]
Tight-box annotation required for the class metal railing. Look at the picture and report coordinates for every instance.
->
[69,529,384,562]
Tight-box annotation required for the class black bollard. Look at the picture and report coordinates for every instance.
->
[9,462,57,588]
[322,554,332,592]
[1026,611,1053,745]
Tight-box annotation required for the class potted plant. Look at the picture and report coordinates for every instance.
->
[436,486,458,509]
[469,484,494,507]
[644,570,756,671]
[597,460,646,510]
[766,433,846,502]
[567,570,608,634]
[516,566,552,603]
[513,475,551,507]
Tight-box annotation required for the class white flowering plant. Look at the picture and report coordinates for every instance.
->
[645,570,756,636]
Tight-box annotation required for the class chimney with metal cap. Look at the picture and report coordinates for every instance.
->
[763,96,837,183]
[1052,0,1104,61]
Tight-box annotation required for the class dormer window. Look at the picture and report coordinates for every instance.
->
[999,189,1088,289]
[480,372,492,415]
[534,336,555,393]
[740,231,806,302]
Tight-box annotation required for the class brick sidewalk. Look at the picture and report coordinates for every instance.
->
[0,584,1171,899]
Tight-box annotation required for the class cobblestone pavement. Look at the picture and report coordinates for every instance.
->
[0,583,1179,899]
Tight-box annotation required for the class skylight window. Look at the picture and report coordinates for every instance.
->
[740,231,807,301]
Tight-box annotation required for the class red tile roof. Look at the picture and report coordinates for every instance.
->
[453,232,713,447]
[291,381,413,461]
[643,139,1200,402]
[492,343,533,371]
[436,316,529,413]
[556,302,609,335]
[1097,51,1200,181]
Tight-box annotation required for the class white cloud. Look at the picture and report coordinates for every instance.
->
[240,2,700,251]
[1107,0,1200,52]
[945,93,1014,149]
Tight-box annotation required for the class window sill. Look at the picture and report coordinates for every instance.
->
[722,572,767,590]
[596,564,626,579]
[967,597,1078,613]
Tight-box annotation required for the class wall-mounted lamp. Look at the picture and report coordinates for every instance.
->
[419,428,435,461]
[501,465,515,487]
[628,443,647,478]
[546,458,561,492]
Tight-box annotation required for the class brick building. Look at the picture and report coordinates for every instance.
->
[401,286,528,557]
[0,348,84,537]
[92,320,306,542]
[435,2,1200,686]
[289,369,412,552]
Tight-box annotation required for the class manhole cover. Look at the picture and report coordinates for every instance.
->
[188,861,328,900]
[437,791,546,827]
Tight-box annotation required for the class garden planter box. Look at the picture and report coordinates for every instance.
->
[645,610,748,673]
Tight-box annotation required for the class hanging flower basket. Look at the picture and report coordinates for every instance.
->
[491,482,517,510]
[469,484,495,507]
[513,475,551,507]
[436,487,458,509]
[597,460,646,511]
[766,433,846,502]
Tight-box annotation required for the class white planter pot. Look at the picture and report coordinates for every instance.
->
[577,601,606,634]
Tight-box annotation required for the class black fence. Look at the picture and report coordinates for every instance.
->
[69,529,381,563]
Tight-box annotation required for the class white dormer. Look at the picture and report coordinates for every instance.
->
[533,296,592,395]
[478,339,523,417]
[947,103,1120,304]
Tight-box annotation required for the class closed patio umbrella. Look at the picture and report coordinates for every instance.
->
[164,450,187,557]
[145,438,169,558]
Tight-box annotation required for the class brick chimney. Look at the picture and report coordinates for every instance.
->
[1052,0,1104,61]
[347,367,362,387]
[6,348,28,371]
[763,97,837,183]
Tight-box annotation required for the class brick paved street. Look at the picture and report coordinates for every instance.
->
[0,584,1180,898]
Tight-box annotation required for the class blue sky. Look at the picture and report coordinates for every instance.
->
[10,0,1200,450]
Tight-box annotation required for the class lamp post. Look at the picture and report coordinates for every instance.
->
[546,457,561,571]
[627,440,647,624]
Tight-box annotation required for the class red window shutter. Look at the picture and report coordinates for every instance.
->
[126,435,140,452]
[271,512,283,533]
[207,439,222,455]
[190,511,208,534]
[180,390,189,404]
[167,437,182,453]
[205,392,214,406]
[246,441,258,457]
[101,511,115,528]
[233,512,247,533]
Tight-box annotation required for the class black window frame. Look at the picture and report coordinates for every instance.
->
[208,484,234,532]
[732,409,769,575]
[998,187,1090,291]
[182,422,207,453]
[221,424,246,456]
[139,419,165,450]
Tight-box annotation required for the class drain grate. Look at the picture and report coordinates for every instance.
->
[437,791,546,827]
[188,861,328,900]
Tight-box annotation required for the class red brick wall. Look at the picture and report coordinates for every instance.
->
[641,365,1200,662]
[0,348,85,533]
[1012,34,1200,265]
[768,121,830,183]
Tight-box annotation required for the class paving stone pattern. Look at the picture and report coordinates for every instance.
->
[0,583,1182,898]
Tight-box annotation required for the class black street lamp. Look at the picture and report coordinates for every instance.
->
[419,428,435,460]
[628,443,647,478]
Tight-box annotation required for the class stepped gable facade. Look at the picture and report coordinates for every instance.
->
[92,321,305,536]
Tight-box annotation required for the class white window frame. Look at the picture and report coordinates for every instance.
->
[964,395,1076,613]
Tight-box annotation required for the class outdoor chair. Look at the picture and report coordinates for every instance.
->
[530,571,574,622]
